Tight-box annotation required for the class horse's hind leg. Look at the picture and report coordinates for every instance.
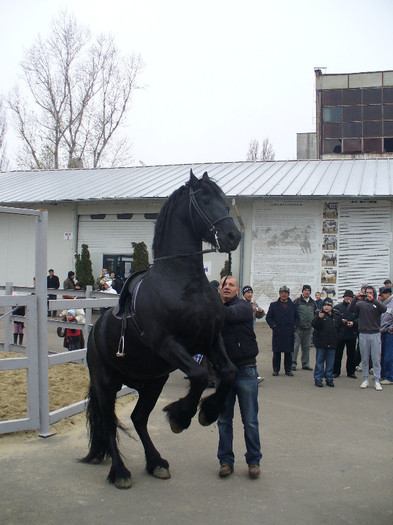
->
[131,375,171,479]
[81,378,132,489]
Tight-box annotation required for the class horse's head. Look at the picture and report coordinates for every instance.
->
[188,170,241,253]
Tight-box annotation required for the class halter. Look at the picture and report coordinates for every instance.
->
[153,186,229,263]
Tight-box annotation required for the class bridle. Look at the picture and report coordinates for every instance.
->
[188,187,229,250]
[153,185,229,263]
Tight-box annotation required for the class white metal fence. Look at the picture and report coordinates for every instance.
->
[0,206,133,436]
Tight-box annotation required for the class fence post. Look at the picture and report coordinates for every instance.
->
[35,211,53,437]
[4,282,12,351]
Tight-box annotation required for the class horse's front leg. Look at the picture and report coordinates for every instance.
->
[160,336,209,433]
[198,335,237,426]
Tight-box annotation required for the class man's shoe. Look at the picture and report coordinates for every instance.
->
[248,464,260,479]
[291,365,297,371]
[360,380,369,389]
[375,381,383,391]
[219,463,234,478]
[315,380,323,387]
[272,371,279,376]
[347,374,357,379]
[326,380,335,387]
[380,379,393,385]
[302,366,313,371]
[285,371,294,376]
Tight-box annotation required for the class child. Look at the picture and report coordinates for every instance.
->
[311,297,341,387]
[57,309,84,351]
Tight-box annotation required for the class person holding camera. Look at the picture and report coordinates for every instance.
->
[333,290,359,379]
[347,286,386,390]
[312,297,341,387]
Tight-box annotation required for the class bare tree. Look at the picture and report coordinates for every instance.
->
[0,96,8,171]
[247,138,275,161]
[8,11,143,169]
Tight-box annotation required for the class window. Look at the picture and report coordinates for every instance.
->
[90,214,106,219]
[363,105,382,121]
[116,213,133,219]
[383,121,393,135]
[343,106,362,121]
[343,122,362,138]
[363,88,382,104]
[323,139,342,154]
[343,139,361,153]
[383,105,393,119]
[144,213,158,220]
[383,88,393,103]
[384,138,393,153]
[343,89,361,105]
[363,121,382,137]
[322,90,342,105]
[323,107,342,122]
[364,139,382,153]
[323,123,342,138]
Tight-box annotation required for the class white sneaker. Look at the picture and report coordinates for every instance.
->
[257,376,264,384]
[370,368,374,375]
[380,379,393,385]
[360,380,369,389]
[356,365,362,372]
[375,381,383,391]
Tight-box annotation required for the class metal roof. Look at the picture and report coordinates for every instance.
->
[1,158,393,204]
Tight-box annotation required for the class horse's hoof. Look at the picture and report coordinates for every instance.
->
[153,466,171,479]
[169,418,184,434]
[114,477,132,489]
[198,410,210,426]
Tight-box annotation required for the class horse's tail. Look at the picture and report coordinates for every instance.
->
[79,383,110,464]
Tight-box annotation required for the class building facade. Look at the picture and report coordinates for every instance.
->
[315,69,393,159]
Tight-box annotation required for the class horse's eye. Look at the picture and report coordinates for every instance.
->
[201,193,210,205]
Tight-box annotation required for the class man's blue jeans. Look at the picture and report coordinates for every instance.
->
[217,365,262,467]
[381,332,393,381]
[314,347,335,382]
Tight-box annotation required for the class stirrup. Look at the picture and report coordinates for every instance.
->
[116,335,125,357]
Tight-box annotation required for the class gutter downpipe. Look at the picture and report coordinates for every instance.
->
[232,198,245,291]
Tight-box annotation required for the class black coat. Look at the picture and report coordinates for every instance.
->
[312,311,341,350]
[266,299,300,353]
[221,296,259,368]
[333,301,358,340]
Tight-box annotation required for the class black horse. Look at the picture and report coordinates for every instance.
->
[80,170,241,488]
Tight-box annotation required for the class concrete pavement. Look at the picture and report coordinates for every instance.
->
[1,322,393,524]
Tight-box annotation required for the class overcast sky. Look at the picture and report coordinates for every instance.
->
[1,0,393,168]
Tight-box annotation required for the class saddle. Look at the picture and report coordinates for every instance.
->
[112,270,147,356]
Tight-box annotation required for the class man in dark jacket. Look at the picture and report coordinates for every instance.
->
[292,285,316,371]
[333,290,358,379]
[312,297,342,387]
[216,276,262,480]
[266,285,300,376]
[348,286,386,390]
[47,269,60,317]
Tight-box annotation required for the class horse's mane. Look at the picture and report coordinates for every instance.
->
[152,176,224,257]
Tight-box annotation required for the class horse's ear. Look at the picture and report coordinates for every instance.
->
[202,171,210,182]
[189,169,199,189]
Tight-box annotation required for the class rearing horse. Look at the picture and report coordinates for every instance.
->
[80,170,241,488]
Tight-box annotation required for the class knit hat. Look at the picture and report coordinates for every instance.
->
[323,298,333,306]
[242,285,253,295]
[343,290,354,298]
[104,280,112,287]
[302,284,311,292]
[66,309,76,317]
[279,285,290,294]
[379,286,391,295]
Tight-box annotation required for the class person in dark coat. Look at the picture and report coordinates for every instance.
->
[333,290,358,379]
[47,269,60,317]
[312,297,342,387]
[266,285,300,376]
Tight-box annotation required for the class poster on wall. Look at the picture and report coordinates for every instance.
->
[320,203,338,299]
[251,201,322,307]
